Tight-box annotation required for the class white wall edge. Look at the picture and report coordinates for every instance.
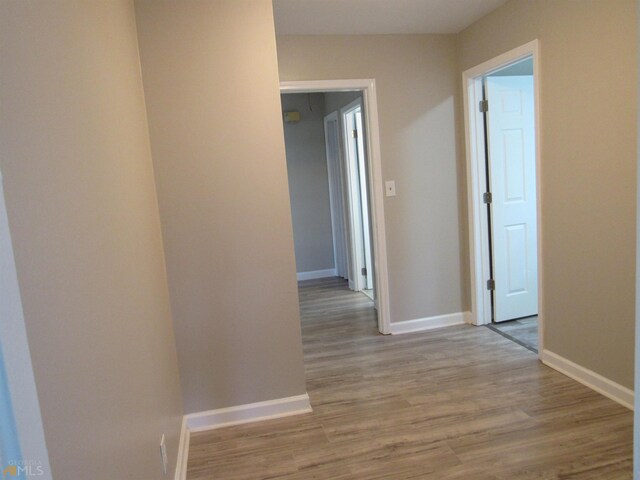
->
[541,349,634,411]
[185,393,312,433]
[174,417,190,480]
[390,312,466,335]
[296,269,337,281]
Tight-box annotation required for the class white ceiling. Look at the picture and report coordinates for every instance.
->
[273,0,508,35]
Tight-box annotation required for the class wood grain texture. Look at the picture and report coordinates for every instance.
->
[187,278,632,479]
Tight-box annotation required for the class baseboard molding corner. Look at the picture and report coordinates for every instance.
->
[174,417,190,480]
[541,349,634,411]
[463,311,473,324]
[296,269,337,281]
[185,393,312,433]
[389,312,466,335]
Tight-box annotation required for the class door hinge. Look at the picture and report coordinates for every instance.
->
[479,100,489,113]
[483,192,492,204]
[351,129,358,138]
[361,267,367,276]
[486,279,495,291]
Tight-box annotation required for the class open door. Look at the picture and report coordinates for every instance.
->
[485,75,538,322]
[342,101,375,295]
[354,109,374,292]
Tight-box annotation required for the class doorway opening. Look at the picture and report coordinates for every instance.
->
[282,91,376,324]
[462,41,543,354]
[280,80,390,335]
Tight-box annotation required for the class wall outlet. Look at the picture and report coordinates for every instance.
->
[160,434,168,475]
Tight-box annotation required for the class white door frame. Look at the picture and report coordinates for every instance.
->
[351,100,375,292]
[280,79,391,335]
[461,40,544,354]
[340,98,369,293]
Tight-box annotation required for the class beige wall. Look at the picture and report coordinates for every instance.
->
[459,0,637,388]
[0,1,184,477]
[3,4,634,477]
[135,0,307,413]
[277,35,467,322]
[635,0,640,468]
[282,93,335,273]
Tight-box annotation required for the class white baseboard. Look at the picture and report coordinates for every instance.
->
[174,418,189,480]
[463,311,473,324]
[541,349,634,410]
[185,393,312,433]
[297,269,337,281]
[389,312,466,335]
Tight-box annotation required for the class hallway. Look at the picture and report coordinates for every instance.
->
[187,279,632,479]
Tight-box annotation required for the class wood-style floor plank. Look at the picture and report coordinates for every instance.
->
[187,277,632,479]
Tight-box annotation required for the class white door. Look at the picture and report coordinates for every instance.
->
[341,101,374,293]
[486,75,538,322]
[343,107,366,291]
[354,110,374,291]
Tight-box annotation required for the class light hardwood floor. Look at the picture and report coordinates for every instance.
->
[187,277,632,479]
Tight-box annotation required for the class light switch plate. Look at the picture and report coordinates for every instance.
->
[385,180,396,197]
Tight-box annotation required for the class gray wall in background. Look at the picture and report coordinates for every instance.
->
[0,1,184,477]
[135,0,307,413]
[324,91,363,116]
[282,93,335,273]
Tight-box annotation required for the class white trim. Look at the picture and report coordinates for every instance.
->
[541,350,634,411]
[462,40,545,355]
[340,98,367,292]
[174,418,190,480]
[185,393,312,433]
[281,79,392,335]
[296,268,337,281]
[281,79,369,93]
[389,312,466,335]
